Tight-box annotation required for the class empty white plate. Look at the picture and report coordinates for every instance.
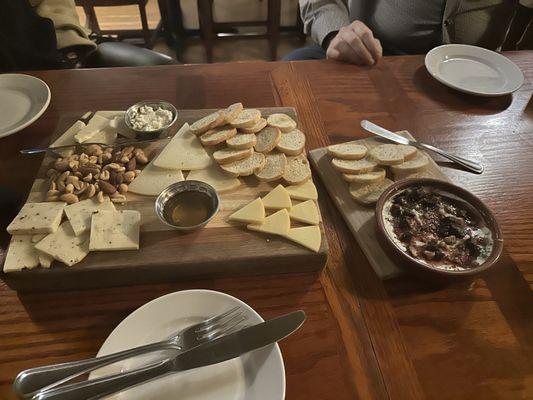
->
[90,289,285,400]
[425,44,524,96]
[0,74,50,138]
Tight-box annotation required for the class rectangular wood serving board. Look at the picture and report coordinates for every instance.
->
[2,107,328,291]
[309,132,450,280]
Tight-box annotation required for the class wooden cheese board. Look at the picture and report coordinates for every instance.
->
[2,107,328,291]
[309,132,449,280]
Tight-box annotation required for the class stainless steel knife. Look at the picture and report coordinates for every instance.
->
[32,310,306,400]
[360,120,484,174]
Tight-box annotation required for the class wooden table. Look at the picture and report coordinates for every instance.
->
[1,53,532,399]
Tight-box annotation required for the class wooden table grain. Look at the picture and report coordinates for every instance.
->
[1,52,532,400]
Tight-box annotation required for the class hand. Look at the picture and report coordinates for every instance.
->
[326,21,382,65]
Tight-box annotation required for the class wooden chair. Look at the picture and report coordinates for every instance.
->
[197,0,281,63]
[75,0,157,48]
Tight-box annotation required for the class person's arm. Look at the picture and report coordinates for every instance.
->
[299,0,351,49]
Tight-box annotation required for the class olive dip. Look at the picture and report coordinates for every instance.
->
[383,186,493,271]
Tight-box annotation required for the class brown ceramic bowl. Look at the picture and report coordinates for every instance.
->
[375,178,503,279]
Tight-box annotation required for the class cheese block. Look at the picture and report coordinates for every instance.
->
[247,209,290,236]
[228,198,265,224]
[3,235,40,272]
[35,221,90,267]
[284,226,321,252]
[50,120,86,157]
[74,114,110,143]
[327,142,367,160]
[128,160,184,196]
[7,202,65,235]
[153,123,212,170]
[90,210,140,251]
[285,180,318,201]
[64,197,116,236]
[88,126,117,145]
[186,164,241,193]
[32,234,54,268]
[261,184,292,210]
[289,200,319,225]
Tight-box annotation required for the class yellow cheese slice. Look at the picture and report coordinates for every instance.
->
[89,210,140,251]
[229,198,265,225]
[247,209,290,236]
[261,184,292,210]
[74,114,110,143]
[3,235,40,272]
[186,164,241,193]
[153,123,212,170]
[289,200,319,225]
[285,180,318,201]
[88,126,117,145]
[35,221,90,267]
[128,160,184,196]
[284,226,321,252]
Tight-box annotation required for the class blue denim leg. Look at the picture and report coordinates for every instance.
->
[282,44,326,61]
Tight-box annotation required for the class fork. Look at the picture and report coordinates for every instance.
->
[14,306,246,399]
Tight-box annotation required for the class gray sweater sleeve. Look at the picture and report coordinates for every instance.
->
[299,0,351,46]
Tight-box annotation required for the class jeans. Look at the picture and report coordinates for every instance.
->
[282,44,326,61]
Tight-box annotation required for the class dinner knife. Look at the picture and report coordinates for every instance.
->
[360,120,484,174]
[32,310,306,400]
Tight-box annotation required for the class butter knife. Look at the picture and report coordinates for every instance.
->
[32,310,306,400]
[360,120,484,174]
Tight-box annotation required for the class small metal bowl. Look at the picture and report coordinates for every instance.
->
[155,180,220,233]
[124,100,178,139]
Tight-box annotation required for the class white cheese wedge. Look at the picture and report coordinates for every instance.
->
[3,235,40,272]
[35,221,90,267]
[50,120,86,157]
[284,226,321,252]
[7,202,66,235]
[89,210,141,251]
[261,184,292,210]
[289,200,319,225]
[186,164,241,193]
[229,198,265,225]
[74,114,110,143]
[153,123,212,170]
[128,160,184,196]
[64,197,116,236]
[88,126,117,145]
[31,234,54,268]
[285,180,318,201]
[247,209,290,236]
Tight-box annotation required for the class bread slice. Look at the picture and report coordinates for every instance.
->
[283,154,311,185]
[267,113,297,132]
[342,168,386,184]
[230,109,262,129]
[349,178,393,206]
[220,152,266,177]
[397,145,417,161]
[226,132,257,149]
[327,142,368,160]
[331,157,377,174]
[277,129,306,156]
[213,147,253,164]
[391,154,429,173]
[240,118,267,134]
[200,126,237,146]
[255,126,281,153]
[190,111,225,135]
[223,102,244,123]
[369,144,404,165]
[255,152,287,182]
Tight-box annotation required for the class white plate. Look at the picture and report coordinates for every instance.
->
[425,44,524,96]
[0,74,50,138]
[90,289,285,400]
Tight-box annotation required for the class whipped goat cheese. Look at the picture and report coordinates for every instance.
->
[129,105,173,131]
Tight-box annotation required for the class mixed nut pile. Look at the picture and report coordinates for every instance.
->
[45,144,149,204]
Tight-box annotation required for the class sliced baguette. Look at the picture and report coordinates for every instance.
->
[397,145,417,161]
[255,126,281,153]
[283,154,311,185]
[369,144,404,165]
[223,102,244,123]
[226,132,257,149]
[342,168,386,183]
[277,129,306,156]
[349,178,394,206]
[254,152,287,182]
[240,118,267,134]
[200,126,237,146]
[331,157,377,174]
[230,109,262,129]
[220,152,266,177]
[190,111,225,135]
[213,147,254,164]
[267,113,297,132]
[327,142,368,160]
[391,154,429,173]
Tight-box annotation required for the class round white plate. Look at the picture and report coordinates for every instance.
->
[90,289,285,400]
[425,44,524,96]
[0,74,50,138]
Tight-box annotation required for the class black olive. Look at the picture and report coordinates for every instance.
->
[399,231,412,242]
[434,250,445,260]
[390,204,402,217]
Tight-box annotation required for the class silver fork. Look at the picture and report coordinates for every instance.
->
[14,306,246,399]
